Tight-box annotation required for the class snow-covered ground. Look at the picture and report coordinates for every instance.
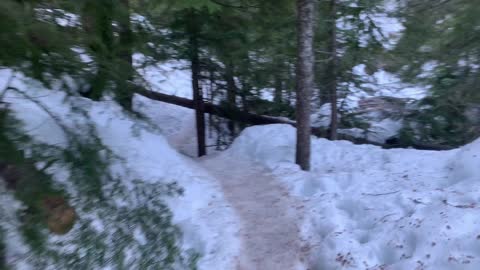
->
[0,69,241,269]
[3,0,479,268]
[132,59,479,268]
[2,43,479,270]
[226,124,480,270]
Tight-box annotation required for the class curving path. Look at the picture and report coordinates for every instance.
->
[200,154,311,270]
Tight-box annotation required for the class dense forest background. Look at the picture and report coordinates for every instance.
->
[2,0,479,149]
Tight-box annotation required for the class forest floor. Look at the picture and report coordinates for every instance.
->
[200,154,311,270]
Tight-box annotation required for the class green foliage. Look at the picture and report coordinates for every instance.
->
[0,0,193,264]
[401,65,478,146]
[392,0,480,146]
[0,108,63,253]
[171,0,221,12]
[0,95,189,268]
[0,1,84,85]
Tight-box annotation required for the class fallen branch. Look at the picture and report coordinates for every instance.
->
[374,213,399,225]
[134,87,384,141]
[362,190,400,196]
[442,199,476,209]
[133,87,456,150]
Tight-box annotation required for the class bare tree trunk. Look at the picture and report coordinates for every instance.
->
[117,0,134,110]
[208,66,215,138]
[295,0,316,171]
[240,86,248,112]
[327,0,338,140]
[225,60,237,136]
[274,73,283,105]
[188,12,206,157]
[80,0,114,101]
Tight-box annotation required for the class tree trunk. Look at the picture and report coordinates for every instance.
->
[295,0,316,171]
[225,60,237,136]
[327,0,338,140]
[240,86,249,112]
[80,0,114,101]
[117,0,134,110]
[208,66,215,138]
[188,12,206,157]
[274,73,283,105]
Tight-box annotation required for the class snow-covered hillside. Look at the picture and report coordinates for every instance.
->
[226,124,480,269]
[2,0,479,268]
[0,70,241,269]
[2,57,479,269]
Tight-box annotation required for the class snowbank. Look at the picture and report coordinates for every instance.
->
[449,139,480,185]
[1,71,240,269]
[227,124,480,270]
[133,94,198,156]
[132,57,221,157]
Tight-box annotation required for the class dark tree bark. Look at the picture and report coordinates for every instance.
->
[117,0,134,110]
[327,0,339,140]
[239,85,249,112]
[225,60,237,136]
[80,0,114,101]
[273,58,285,105]
[274,72,283,105]
[188,12,206,157]
[295,0,316,171]
[118,0,133,66]
[208,66,216,138]
[239,51,252,113]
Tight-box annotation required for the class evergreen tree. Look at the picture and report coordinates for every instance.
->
[392,0,480,146]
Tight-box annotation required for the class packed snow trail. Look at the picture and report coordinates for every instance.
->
[200,154,311,270]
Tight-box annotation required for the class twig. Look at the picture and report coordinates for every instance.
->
[0,69,16,102]
[362,190,400,196]
[442,199,476,209]
[373,213,399,225]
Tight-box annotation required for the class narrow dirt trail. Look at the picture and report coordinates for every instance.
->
[200,154,310,270]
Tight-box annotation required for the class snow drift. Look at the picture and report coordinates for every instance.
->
[0,70,240,270]
[227,124,480,270]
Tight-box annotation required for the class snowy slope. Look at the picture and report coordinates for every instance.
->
[2,68,479,269]
[226,124,480,270]
[0,70,241,269]
[133,57,223,157]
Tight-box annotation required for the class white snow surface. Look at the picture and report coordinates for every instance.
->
[225,124,480,270]
[350,64,427,102]
[2,65,480,269]
[129,56,479,268]
[200,154,309,270]
[2,44,479,269]
[0,70,241,270]
[133,55,192,99]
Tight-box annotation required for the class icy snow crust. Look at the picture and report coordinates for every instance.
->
[227,124,480,270]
